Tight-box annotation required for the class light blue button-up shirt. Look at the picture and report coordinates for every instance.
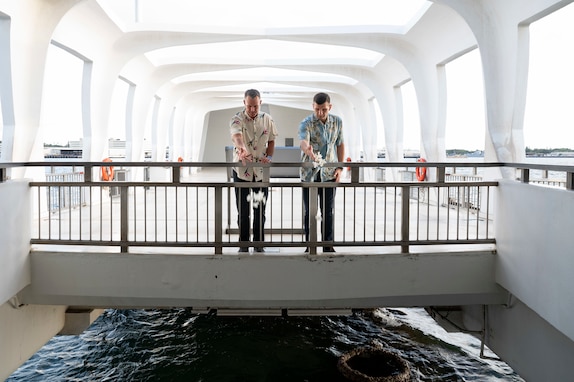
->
[298,113,344,182]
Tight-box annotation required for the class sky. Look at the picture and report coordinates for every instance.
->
[523,5,574,149]
[401,50,486,151]
[4,2,573,151]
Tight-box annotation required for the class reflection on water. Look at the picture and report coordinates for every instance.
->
[8,308,523,382]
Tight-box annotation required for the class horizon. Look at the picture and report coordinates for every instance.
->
[39,140,572,153]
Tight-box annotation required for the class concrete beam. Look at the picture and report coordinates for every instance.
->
[59,308,105,335]
[21,250,507,309]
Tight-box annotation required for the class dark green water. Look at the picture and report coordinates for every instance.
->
[7,308,523,381]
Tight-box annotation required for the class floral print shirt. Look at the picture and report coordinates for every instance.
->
[299,113,344,182]
[230,110,278,181]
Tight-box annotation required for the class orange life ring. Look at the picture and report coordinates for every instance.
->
[416,158,427,181]
[101,158,114,181]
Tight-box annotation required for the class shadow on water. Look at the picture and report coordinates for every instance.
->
[7,308,523,382]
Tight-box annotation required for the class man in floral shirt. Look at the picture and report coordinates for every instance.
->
[230,89,278,252]
[299,92,345,253]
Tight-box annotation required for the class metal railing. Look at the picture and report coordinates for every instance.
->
[21,161,499,254]
[45,169,86,212]
[1,160,570,254]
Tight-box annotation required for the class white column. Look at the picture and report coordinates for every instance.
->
[437,0,531,177]
[150,96,161,161]
[1,0,79,178]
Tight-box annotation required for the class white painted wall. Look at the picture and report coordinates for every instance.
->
[0,181,69,381]
[0,303,67,381]
[487,297,574,382]
[0,181,31,305]
[202,105,309,163]
[495,180,574,341]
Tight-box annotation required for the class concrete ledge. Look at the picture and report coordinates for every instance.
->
[22,250,507,309]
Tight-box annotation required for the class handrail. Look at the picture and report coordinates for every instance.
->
[3,161,572,254]
[29,180,498,254]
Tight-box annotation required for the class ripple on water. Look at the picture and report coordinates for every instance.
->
[7,308,523,382]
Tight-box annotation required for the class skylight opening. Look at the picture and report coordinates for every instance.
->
[170,67,356,85]
[98,0,429,31]
[145,40,384,67]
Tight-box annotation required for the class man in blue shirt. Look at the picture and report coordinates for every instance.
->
[299,92,345,253]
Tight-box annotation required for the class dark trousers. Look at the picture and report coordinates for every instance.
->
[233,171,268,245]
[302,180,336,242]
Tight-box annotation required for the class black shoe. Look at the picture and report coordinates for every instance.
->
[254,247,265,253]
[323,247,336,253]
[238,247,249,253]
[304,247,310,253]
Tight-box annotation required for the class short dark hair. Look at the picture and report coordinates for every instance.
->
[313,92,330,105]
[244,89,261,99]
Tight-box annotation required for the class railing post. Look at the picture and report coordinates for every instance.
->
[401,185,410,253]
[350,166,360,183]
[226,165,232,232]
[567,172,574,191]
[437,167,445,183]
[173,165,181,184]
[309,184,318,255]
[214,186,223,254]
[520,168,530,183]
[120,185,129,253]
[0,167,6,182]
[84,165,93,183]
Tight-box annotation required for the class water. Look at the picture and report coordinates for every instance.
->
[7,308,523,381]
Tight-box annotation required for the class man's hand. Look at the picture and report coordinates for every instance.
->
[237,147,253,165]
[334,167,343,182]
[301,141,316,161]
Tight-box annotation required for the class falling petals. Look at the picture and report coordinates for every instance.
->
[313,152,326,168]
[247,190,267,208]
